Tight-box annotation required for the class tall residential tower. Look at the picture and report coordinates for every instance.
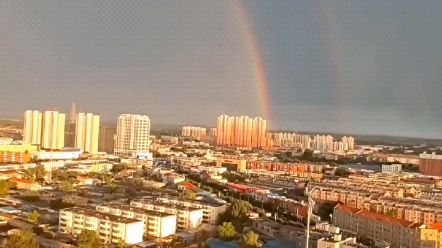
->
[75,112,100,154]
[216,115,267,148]
[41,110,66,149]
[114,114,150,158]
[23,110,43,145]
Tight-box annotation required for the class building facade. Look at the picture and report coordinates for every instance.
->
[59,207,144,245]
[216,115,268,148]
[41,110,66,149]
[23,110,42,145]
[114,114,150,158]
[75,112,100,154]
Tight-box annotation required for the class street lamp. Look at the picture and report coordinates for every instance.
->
[305,194,315,248]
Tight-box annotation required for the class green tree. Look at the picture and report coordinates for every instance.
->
[34,165,46,183]
[184,189,196,200]
[116,239,126,248]
[0,180,10,195]
[28,210,39,223]
[54,170,69,181]
[22,191,40,202]
[4,230,39,248]
[77,229,102,248]
[108,181,117,194]
[239,231,262,248]
[218,222,235,241]
[8,180,17,190]
[24,167,36,181]
[62,196,76,205]
[60,181,74,194]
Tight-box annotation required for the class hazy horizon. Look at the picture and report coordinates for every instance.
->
[2,1,442,139]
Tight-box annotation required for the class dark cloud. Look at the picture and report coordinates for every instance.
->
[1,0,442,138]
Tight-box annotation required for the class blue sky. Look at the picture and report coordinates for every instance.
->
[1,0,442,138]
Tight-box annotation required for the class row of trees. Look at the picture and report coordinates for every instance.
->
[218,222,262,248]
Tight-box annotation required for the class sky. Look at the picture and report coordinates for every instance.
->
[1,0,442,138]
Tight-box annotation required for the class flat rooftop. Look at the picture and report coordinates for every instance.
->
[98,203,176,217]
[61,207,142,224]
[157,197,225,207]
[130,200,201,212]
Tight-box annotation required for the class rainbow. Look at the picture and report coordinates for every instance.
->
[229,0,271,126]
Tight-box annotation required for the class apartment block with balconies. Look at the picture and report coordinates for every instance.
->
[59,207,143,245]
[155,197,226,225]
[129,200,203,231]
[96,204,176,238]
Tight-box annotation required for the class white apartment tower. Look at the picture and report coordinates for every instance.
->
[23,110,43,145]
[114,114,150,158]
[75,112,100,154]
[41,110,66,149]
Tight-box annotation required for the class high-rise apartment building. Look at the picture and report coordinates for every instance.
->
[41,111,66,149]
[114,114,150,158]
[23,110,42,145]
[75,112,100,154]
[216,115,266,148]
[182,126,206,140]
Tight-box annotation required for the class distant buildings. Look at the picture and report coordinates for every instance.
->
[266,132,355,151]
[382,164,402,173]
[216,115,268,148]
[75,112,100,154]
[114,114,150,158]
[181,126,206,140]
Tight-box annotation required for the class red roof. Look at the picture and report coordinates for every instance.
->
[358,210,414,227]
[10,178,32,184]
[335,204,361,214]
[297,206,308,218]
[430,223,442,231]
[335,204,414,227]
[0,171,16,175]
[179,182,195,188]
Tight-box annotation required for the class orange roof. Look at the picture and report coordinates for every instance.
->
[179,182,195,188]
[10,178,32,184]
[0,171,16,175]
[430,223,442,231]
[358,210,414,227]
[335,204,361,214]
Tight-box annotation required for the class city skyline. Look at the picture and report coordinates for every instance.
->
[2,1,442,138]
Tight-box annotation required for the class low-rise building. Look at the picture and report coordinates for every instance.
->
[9,178,40,190]
[129,200,203,231]
[96,204,176,238]
[382,164,402,173]
[156,197,226,225]
[59,207,144,245]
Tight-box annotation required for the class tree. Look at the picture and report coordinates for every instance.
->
[0,180,10,195]
[108,181,117,194]
[116,239,126,248]
[23,167,36,181]
[60,181,74,194]
[28,210,39,223]
[22,191,40,202]
[77,229,102,248]
[8,180,17,189]
[184,189,196,200]
[34,165,46,183]
[4,230,39,248]
[239,231,262,248]
[218,222,235,241]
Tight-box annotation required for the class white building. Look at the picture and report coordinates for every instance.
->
[130,200,204,231]
[197,165,227,174]
[96,204,176,238]
[23,110,42,145]
[114,114,150,158]
[382,164,402,173]
[59,207,144,245]
[31,148,82,160]
[156,197,226,225]
[75,112,100,154]
[41,110,66,149]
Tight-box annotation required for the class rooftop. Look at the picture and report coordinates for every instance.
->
[130,199,201,212]
[61,207,142,224]
[99,203,177,217]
